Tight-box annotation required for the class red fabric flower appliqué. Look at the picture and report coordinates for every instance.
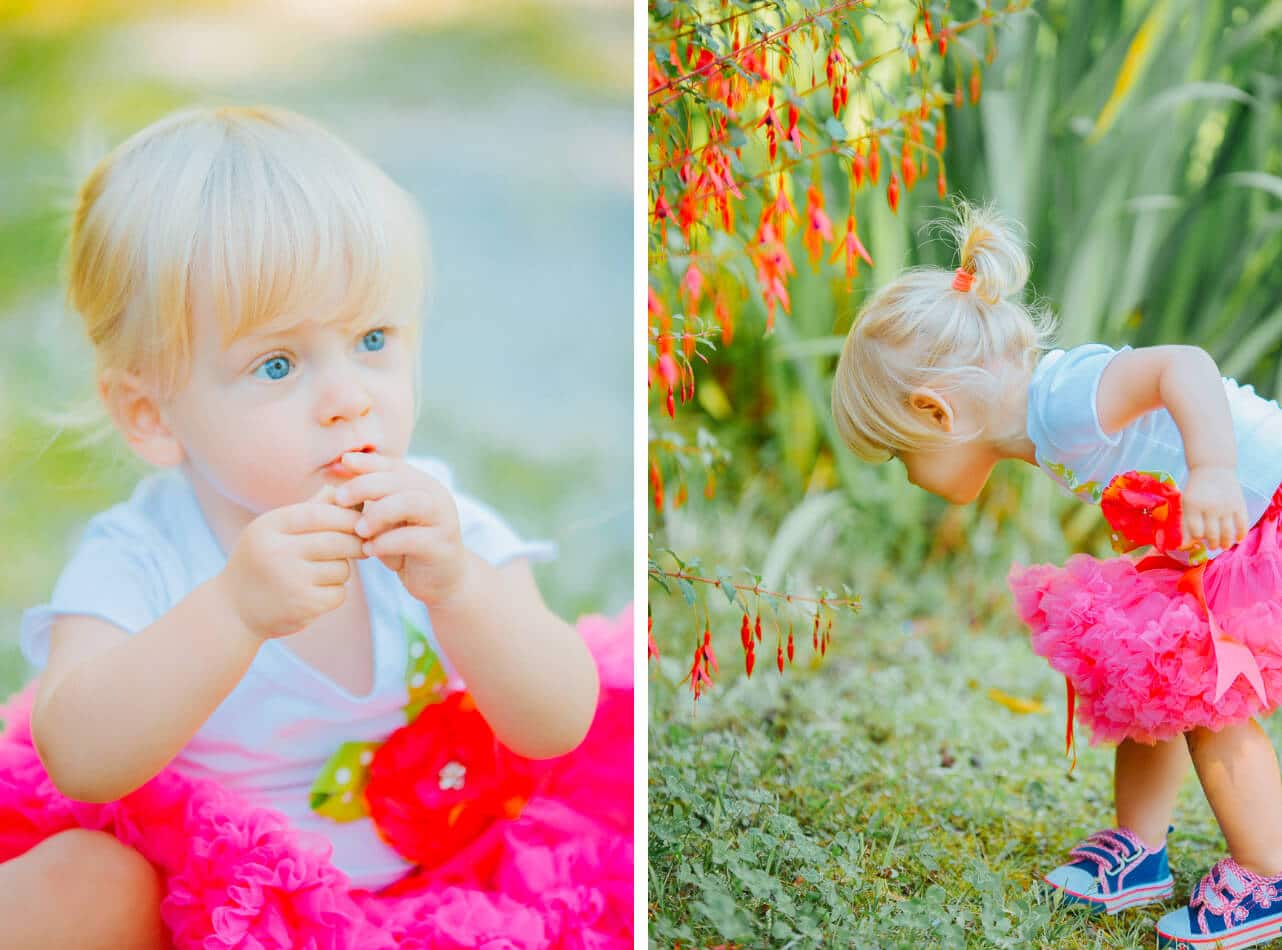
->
[1100,470,1184,554]
[363,691,535,869]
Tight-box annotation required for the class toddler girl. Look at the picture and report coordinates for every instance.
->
[831,200,1282,948]
[0,105,633,948]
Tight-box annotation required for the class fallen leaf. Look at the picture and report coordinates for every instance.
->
[986,687,1046,715]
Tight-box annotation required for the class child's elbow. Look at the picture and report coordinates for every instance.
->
[33,742,112,804]
[515,667,601,760]
[31,711,132,804]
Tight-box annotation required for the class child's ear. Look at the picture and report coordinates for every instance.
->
[907,386,955,432]
[98,370,185,467]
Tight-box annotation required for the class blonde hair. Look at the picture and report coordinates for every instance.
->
[831,199,1056,462]
[43,105,430,450]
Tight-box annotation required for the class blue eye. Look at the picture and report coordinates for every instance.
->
[253,355,292,381]
[362,328,386,352]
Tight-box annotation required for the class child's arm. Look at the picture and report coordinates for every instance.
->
[1097,344,1248,550]
[429,554,600,760]
[31,578,262,803]
[31,486,365,803]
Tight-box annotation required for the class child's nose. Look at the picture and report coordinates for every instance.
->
[319,375,373,424]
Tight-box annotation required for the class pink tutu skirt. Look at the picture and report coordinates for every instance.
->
[0,607,633,949]
[1009,484,1282,746]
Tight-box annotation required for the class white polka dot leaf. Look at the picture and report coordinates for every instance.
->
[403,617,448,722]
[308,618,453,824]
[308,740,381,822]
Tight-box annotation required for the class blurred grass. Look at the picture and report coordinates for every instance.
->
[0,2,631,700]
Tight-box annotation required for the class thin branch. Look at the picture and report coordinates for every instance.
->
[650,567,862,610]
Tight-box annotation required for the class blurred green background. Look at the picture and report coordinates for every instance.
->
[648,0,1282,944]
[0,0,632,699]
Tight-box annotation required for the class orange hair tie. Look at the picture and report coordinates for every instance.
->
[951,267,975,292]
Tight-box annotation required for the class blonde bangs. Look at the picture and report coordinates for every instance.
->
[196,113,428,352]
[68,105,428,402]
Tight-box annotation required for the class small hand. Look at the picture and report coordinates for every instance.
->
[1181,464,1248,552]
[333,452,470,605]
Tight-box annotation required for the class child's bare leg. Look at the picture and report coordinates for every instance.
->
[1186,719,1282,876]
[0,828,167,949]
[1115,736,1189,848]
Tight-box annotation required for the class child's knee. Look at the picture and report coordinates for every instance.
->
[42,829,159,896]
[0,829,166,949]
[32,830,164,933]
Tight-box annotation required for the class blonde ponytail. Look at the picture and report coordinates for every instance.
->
[831,198,1055,461]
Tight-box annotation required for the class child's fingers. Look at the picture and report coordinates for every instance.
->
[356,491,442,538]
[283,501,361,536]
[1205,515,1227,551]
[311,484,337,505]
[334,472,403,508]
[1184,510,1205,548]
[1235,509,1248,543]
[300,530,367,562]
[309,559,353,587]
[363,525,437,559]
[341,451,395,473]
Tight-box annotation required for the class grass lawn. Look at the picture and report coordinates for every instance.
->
[647,572,1277,948]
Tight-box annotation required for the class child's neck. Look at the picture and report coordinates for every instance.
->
[984,365,1039,467]
[180,461,257,559]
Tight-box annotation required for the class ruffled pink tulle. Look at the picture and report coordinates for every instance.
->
[0,607,634,949]
[1009,485,1282,745]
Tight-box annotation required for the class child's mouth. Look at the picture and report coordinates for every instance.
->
[325,461,357,478]
[324,446,376,477]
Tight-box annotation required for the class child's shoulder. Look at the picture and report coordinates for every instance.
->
[73,467,189,557]
[1031,341,1125,389]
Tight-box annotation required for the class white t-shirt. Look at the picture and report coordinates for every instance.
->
[19,456,556,891]
[1027,343,1282,560]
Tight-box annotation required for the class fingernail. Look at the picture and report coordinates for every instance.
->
[355,518,368,536]
[335,489,349,505]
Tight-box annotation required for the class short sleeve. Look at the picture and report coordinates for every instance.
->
[1027,343,1131,459]
[405,456,557,567]
[18,519,165,669]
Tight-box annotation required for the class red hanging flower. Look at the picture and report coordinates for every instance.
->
[830,215,874,280]
[1100,471,1184,554]
[364,691,536,869]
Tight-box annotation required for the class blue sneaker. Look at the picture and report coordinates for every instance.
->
[1156,858,1282,949]
[1043,828,1174,913]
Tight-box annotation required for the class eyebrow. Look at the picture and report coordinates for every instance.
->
[230,315,370,348]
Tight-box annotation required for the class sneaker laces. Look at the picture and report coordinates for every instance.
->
[1191,859,1281,932]
[1069,829,1144,885]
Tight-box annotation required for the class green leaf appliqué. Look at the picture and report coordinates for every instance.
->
[308,740,380,822]
[403,616,448,722]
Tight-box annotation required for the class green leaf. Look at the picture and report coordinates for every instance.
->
[677,576,697,605]
[825,117,848,141]
[718,573,738,605]
[1225,172,1282,201]
[308,740,380,823]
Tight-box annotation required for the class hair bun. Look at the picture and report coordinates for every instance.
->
[944,200,1029,305]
